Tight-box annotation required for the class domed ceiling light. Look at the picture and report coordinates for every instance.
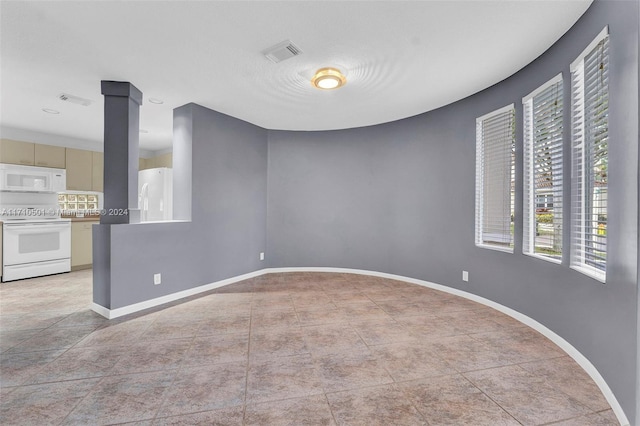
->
[311,67,346,90]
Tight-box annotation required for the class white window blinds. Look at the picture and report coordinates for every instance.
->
[523,75,564,262]
[570,27,609,282]
[475,105,515,252]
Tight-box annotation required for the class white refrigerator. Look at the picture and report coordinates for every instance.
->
[138,167,173,222]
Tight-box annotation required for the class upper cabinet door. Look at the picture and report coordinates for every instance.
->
[65,148,93,191]
[35,144,66,168]
[0,139,35,165]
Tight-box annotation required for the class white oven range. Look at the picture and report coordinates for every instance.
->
[2,218,71,282]
[1,176,71,282]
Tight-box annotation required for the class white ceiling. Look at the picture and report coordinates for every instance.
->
[1,1,592,153]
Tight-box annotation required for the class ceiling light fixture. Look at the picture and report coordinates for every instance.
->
[42,108,60,114]
[311,67,346,90]
[148,98,164,104]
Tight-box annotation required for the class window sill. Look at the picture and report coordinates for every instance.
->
[476,243,514,254]
[523,252,562,265]
[570,264,606,283]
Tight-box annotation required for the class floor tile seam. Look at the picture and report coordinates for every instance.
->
[537,409,611,425]
[501,351,572,368]
[0,386,21,401]
[248,349,313,364]
[22,309,77,335]
[2,327,97,355]
[462,330,529,346]
[244,388,325,407]
[153,406,243,424]
[513,354,570,373]
[393,378,445,426]
[319,391,340,426]
[321,381,412,410]
[141,350,196,425]
[517,364,610,414]
[1,345,75,387]
[327,379,432,425]
[457,371,526,426]
[461,365,597,424]
[0,341,34,355]
[134,314,163,337]
[0,326,50,336]
[429,312,506,327]
[463,330,518,342]
[593,408,618,417]
[378,359,401,389]
[21,368,126,387]
[464,327,546,341]
[242,306,254,423]
[51,374,106,426]
[322,380,401,397]
[445,357,527,376]
[387,369,461,385]
[243,391,330,412]
[289,295,305,327]
[114,334,199,378]
[349,325,375,354]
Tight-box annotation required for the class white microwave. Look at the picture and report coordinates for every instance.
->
[0,163,66,193]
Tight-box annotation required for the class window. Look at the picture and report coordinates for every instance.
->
[523,74,563,262]
[475,105,516,252]
[570,27,609,281]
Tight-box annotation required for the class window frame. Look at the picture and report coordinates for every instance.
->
[475,104,516,253]
[522,73,564,264]
[569,26,609,283]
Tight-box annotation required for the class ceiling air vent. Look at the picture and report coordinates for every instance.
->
[58,93,92,107]
[263,40,303,63]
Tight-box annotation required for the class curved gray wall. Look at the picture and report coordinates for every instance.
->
[266,0,638,422]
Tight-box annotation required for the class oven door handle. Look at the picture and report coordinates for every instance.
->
[4,224,70,232]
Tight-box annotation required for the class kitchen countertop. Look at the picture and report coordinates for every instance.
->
[62,214,100,222]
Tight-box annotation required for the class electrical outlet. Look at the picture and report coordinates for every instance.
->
[154,273,161,285]
[462,271,469,282]
[260,252,265,261]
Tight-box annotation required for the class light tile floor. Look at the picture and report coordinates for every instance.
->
[0,270,620,425]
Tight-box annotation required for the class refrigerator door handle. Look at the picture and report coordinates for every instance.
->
[139,182,149,221]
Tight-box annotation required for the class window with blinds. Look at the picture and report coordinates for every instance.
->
[475,105,516,252]
[523,75,563,262]
[570,27,609,282]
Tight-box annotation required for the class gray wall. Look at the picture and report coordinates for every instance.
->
[266,0,638,422]
[91,0,638,421]
[94,103,268,309]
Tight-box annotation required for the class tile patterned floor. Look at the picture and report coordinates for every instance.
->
[0,270,620,425]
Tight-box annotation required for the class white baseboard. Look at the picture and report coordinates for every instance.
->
[91,269,265,320]
[91,266,629,426]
